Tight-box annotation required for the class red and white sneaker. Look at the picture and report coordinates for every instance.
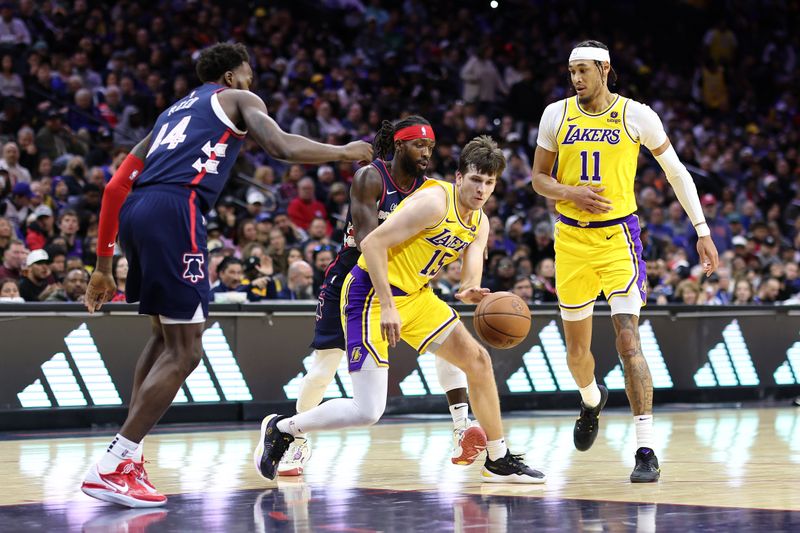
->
[134,457,158,494]
[81,459,167,508]
[451,421,488,465]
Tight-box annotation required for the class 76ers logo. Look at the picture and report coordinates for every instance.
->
[182,253,205,283]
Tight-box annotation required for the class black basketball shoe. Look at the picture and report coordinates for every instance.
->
[253,414,294,480]
[573,384,609,451]
[630,447,661,483]
[481,451,546,484]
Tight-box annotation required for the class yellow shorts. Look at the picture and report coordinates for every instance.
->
[341,266,459,372]
[554,214,647,313]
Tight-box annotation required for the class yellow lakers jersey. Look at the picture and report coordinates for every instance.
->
[555,95,640,221]
[357,179,482,294]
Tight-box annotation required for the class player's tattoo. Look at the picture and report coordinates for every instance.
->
[612,313,653,415]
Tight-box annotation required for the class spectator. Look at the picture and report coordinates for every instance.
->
[0,276,21,302]
[45,244,66,282]
[0,2,31,46]
[0,181,32,234]
[210,256,245,302]
[732,278,755,305]
[0,53,23,99]
[275,260,314,300]
[19,248,57,301]
[511,275,534,305]
[531,257,558,303]
[110,255,128,302]
[675,279,704,305]
[311,244,335,296]
[45,266,88,302]
[35,109,87,160]
[24,204,53,250]
[757,277,781,304]
[56,209,83,258]
[436,260,462,302]
[0,214,11,253]
[0,142,31,185]
[239,255,279,301]
[288,177,331,233]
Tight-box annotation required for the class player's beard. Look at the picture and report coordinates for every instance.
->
[397,151,426,180]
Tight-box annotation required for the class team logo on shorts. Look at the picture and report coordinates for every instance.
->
[350,346,362,362]
[315,295,324,321]
[182,253,205,283]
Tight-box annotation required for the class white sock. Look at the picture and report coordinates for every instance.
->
[133,440,143,462]
[277,417,305,437]
[634,414,654,450]
[486,438,508,461]
[98,433,139,473]
[579,378,601,408]
[449,403,469,429]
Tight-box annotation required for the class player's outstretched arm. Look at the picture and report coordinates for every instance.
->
[86,131,154,313]
[349,165,385,249]
[455,216,490,304]
[360,187,446,346]
[234,91,372,163]
[650,138,719,276]
[531,146,612,214]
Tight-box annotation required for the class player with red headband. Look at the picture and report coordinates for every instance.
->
[275,116,487,477]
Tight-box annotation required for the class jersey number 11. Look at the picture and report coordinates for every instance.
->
[579,150,602,183]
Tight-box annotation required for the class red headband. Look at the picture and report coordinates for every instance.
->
[394,124,435,142]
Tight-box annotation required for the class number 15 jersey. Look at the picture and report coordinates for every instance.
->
[356,179,482,294]
[134,83,246,214]
[536,94,667,222]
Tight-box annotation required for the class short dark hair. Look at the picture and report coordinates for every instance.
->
[217,256,243,276]
[196,43,250,83]
[458,135,506,177]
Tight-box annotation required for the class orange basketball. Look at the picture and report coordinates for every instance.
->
[473,292,531,349]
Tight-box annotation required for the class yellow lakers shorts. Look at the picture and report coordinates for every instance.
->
[554,214,647,313]
[341,266,459,371]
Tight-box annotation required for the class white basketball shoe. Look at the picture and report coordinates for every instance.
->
[277,437,312,476]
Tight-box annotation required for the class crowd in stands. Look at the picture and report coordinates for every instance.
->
[0,0,798,306]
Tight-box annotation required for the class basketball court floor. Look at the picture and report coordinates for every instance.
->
[0,405,798,531]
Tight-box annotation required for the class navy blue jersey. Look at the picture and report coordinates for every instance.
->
[134,83,246,213]
[328,159,426,280]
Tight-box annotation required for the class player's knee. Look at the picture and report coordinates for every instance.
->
[616,329,637,359]
[464,345,493,378]
[354,402,385,426]
[566,340,591,362]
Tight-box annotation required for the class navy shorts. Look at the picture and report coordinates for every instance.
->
[118,185,209,320]
[310,268,348,350]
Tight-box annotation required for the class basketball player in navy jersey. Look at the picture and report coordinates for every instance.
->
[277,117,486,477]
[80,43,372,508]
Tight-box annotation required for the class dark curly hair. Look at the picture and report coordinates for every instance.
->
[458,135,506,177]
[196,43,250,83]
[372,115,431,160]
[572,39,618,87]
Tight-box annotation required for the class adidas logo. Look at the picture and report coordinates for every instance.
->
[694,320,758,387]
[773,333,800,385]
[17,322,252,408]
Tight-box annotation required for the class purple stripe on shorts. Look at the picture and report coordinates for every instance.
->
[607,214,646,302]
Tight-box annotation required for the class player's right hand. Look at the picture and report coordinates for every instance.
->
[380,304,402,348]
[342,140,373,164]
[568,185,613,214]
[85,270,117,314]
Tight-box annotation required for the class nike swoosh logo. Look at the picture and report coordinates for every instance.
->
[107,243,115,248]
[105,479,128,492]
[446,219,456,224]
[606,234,615,240]
[567,116,580,122]
[386,191,397,195]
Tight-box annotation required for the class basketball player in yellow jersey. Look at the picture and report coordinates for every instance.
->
[255,136,545,483]
[532,40,719,482]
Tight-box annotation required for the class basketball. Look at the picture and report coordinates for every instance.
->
[473,292,532,349]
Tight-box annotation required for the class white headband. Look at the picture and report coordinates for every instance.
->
[569,47,610,63]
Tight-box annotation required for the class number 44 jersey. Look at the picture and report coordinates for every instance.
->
[134,83,246,214]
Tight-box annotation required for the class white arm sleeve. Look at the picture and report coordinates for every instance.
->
[536,100,566,152]
[625,100,668,150]
[654,145,710,237]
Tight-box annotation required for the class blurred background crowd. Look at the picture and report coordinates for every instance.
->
[0,0,798,306]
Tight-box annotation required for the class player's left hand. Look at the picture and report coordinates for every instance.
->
[85,270,117,313]
[455,287,490,304]
[697,236,719,277]
[342,140,373,164]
